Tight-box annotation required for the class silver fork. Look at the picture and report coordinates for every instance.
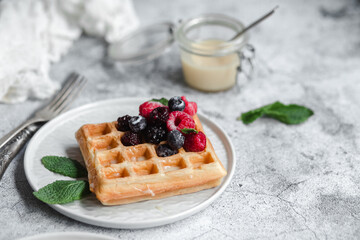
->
[0,72,87,180]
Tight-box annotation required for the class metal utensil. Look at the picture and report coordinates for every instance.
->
[0,72,87,180]
[230,6,279,41]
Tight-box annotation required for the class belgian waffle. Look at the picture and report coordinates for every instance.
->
[75,115,227,205]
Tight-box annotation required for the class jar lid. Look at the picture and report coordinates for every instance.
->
[108,22,175,64]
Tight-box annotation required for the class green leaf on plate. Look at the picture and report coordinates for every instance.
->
[33,180,90,204]
[150,97,169,106]
[41,156,87,178]
[238,101,314,125]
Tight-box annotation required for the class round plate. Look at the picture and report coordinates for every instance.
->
[17,232,117,240]
[24,98,236,229]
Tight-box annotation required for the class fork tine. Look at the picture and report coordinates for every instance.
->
[49,74,85,112]
[52,76,87,115]
[45,73,79,111]
[52,80,86,115]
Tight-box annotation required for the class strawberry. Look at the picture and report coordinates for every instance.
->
[139,101,165,119]
[181,96,197,116]
[183,131,206,152]
[167,111,195,132]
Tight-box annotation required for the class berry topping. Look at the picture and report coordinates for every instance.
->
[149,107,170,126]
[166,111,195,132]
[129,116,147,132]
[156,144,178,157]
[139,101,164,119]
[121,132,142,146]
[181,96,197,116]
[116,115,131,132]
[168,96,185,112]
[183,131,206,152]
[167,130,185,150]
[144,125,167,144]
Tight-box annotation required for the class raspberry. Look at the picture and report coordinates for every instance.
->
[181,96,197,116]
[183,131,206,152]
[144,125,167,144]
[156,144,178,157]
[139,101,164,119]
[121,132,142,146]
[117,115,131,131]
[166,111,195,132]
[149,107,170,126]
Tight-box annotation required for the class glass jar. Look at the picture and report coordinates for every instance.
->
[175,14,249,92]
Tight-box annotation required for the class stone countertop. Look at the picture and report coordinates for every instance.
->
[1,0,360,239]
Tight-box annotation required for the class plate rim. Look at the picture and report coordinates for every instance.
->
[24,97,236,229]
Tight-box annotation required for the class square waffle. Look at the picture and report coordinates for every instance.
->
[75,115,227,205]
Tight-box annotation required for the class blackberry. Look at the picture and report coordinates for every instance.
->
[117,115,131,131]
[149,107,170,126]
[144,125,167,144]
[167,130,185,150]
[168,96,185,112]
[121,131,142,146]
[129,116,147,132]
[156,144,178,157]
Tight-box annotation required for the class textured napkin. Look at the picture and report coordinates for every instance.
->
[0,0,139,103]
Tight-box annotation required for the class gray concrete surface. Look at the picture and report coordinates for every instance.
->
[1,0,360,239]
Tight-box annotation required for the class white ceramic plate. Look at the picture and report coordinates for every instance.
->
[17,232,117,240]
[24,98,236,229]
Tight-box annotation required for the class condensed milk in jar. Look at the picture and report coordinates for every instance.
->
[175,14,249,92]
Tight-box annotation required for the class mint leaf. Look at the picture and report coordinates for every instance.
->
[150,98,168,106]
[181,128,198,134]
[41,156,87,178]
[33,180,90,204]
[239,101,314,125]
[265,102,314,124]
[238,108,265,124]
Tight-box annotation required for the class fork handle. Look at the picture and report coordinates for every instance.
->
[0,122,42,180]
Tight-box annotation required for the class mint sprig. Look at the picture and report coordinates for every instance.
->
[238,101,314,125]
[41,156,87,178]
[33,180,90,204]
[181,128,198,134]
[34,156,90,205]
[150,98,168,106]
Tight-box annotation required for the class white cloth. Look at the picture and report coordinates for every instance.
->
[0,0,139,103]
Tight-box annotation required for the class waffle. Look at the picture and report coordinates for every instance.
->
[75,115,227,205]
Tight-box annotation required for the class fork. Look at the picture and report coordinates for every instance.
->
[0,72,87,180]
